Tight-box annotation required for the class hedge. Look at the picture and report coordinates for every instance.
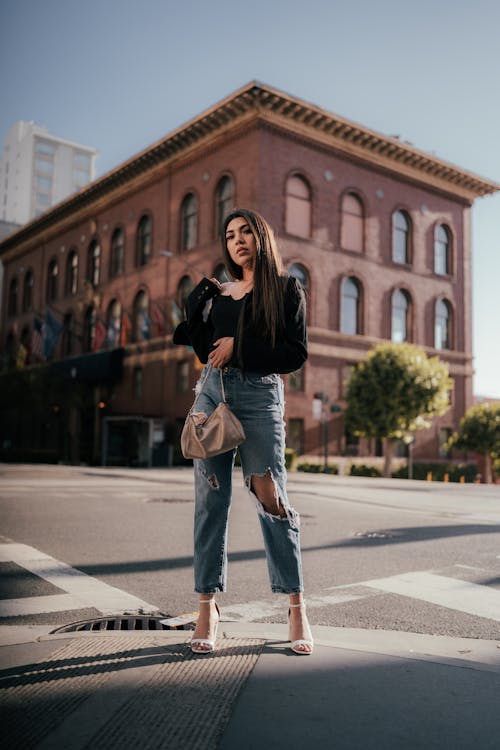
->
[392,462,477,482]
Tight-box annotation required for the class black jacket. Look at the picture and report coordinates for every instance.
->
[173,276,308,375]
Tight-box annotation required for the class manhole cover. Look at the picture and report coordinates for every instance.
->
[50,614,194,634]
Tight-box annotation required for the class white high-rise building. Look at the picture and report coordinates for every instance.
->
[0,120,98,225]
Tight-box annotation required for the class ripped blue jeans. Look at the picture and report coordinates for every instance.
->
[193,365,303,594]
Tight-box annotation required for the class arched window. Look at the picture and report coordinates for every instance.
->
[23,270,34,312]
[434,224,451,275]
[213,263,229,283]
[83,306,96,352]
[288,263,310,294]
[392,210,410,264]
[62,312,75,357]
[133,290,150,342]
[106,299,122,348]
[66,250,78,296]
[7,278,18,317]
[136,215,152,267]
[177,275,194,311]
[285,174,312,238]
[5,331,16,367]
[435,299,452,350]
[341,193,364,252]
[391,289,411,343]
[87,240,100,287]
[110,228,124,277]
[181,193,198,251]
[46,258,58,303]
[341,277,361,335]
[288,263,310,325]
[216,176,234,236]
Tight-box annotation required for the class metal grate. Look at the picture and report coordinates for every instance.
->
[50,614,193,634]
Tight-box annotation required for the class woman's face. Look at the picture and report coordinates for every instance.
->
[225,216,257,270]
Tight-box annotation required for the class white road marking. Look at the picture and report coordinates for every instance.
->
[222,591,367,621]
[222,568,500,623]
[363,571,500,622]
[0,543,158,617]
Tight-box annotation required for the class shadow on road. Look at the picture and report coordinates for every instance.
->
[72,524,500,578]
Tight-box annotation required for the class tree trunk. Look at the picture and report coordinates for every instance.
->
[483,453,493,484]
[383,438,396,478]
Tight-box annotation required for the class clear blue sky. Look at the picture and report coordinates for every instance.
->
[1,0,499,396]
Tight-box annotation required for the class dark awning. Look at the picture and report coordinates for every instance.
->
[50,348,125,383]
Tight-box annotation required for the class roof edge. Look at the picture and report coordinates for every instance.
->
[1,81,498,254]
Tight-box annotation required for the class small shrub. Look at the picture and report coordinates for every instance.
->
[349,464,382,478]
[297,462,338,474]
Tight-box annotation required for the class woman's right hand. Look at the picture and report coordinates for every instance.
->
[210,277,223,291]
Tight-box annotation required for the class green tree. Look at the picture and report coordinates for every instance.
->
[449,402,500,483]
[345,342,452,476]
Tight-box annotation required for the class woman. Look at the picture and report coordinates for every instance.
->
[174,208,313,655]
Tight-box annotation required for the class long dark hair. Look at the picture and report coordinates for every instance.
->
[222,209,287,354]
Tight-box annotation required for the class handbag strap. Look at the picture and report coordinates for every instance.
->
[190,365,227,413]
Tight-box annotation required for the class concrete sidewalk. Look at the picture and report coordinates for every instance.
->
[1,620,499,750]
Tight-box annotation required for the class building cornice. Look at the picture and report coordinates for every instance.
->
[1,81,498,258]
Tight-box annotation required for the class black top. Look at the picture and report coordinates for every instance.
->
[173,276,308,375]
[210,294,246,347]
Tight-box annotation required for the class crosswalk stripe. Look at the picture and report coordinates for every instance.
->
[0,543,158,617]
[363,571,500,622]
[0,594,86,617]
[222,591,368,621]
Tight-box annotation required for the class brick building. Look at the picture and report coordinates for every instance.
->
[0,82,498,466]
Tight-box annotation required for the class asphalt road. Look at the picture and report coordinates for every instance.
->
[1,464,499,639]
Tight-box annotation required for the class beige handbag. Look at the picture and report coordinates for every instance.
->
[181,366,246,459]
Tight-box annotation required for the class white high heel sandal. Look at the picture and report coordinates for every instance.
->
[288,602,314,655]
[190,599,220,654]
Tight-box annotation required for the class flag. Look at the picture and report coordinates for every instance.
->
[119,312,131,346]
[16,343,28,369]
[106,315,121,349]
[93,318,106,352]
[30,316,44,361]
[139,309,150,341]
[151,302,166,337]
[43,309,63,359]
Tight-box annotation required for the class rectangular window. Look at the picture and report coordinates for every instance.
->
[36,175,52,192]
[35,140,56,156]
[35,158,54,175]
[176,361,189,392]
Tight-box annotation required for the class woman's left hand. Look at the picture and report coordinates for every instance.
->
[208,337,234,369]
